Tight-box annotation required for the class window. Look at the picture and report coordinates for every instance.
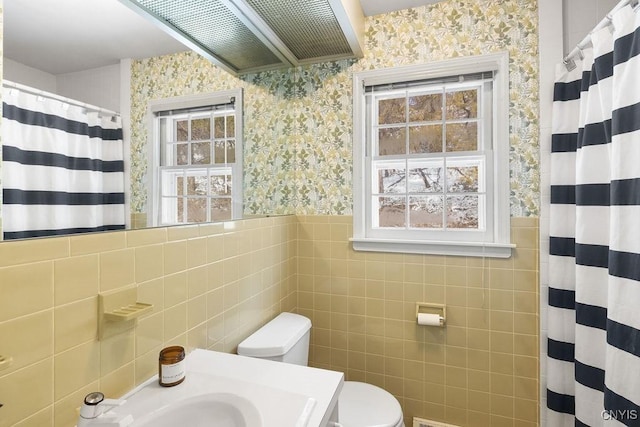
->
[352,53,513,258]
[149,89,243,226]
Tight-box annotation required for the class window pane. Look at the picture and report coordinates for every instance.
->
[176,143,188,165]
[447,166,479,193]
[409,125,442,154]
[378,98,406,124]
[187,198,207,223]
[378,128,406,156]
[191,118,211,140]
[158,100,241,227]
[176,176,184,196]
[409,93,442,122]
[446,195,479,229]
[377,196,406,228]
[409,196,443,228]
[177,197,184,222]
[445,122,478,152]
[176,120,188,141]
[211,175,232,196]
[191,142,211,165]
[377,167,406,193]
[226,140,236,164]
[408,165,443,193]
[211,198,232,221]
[214,117,225,138]
[214,141,226,163]
[226,116,235,138]
[446,89,477,119]
[186,175,208,196]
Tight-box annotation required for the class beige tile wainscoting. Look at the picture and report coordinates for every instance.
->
[0,215,538,427]
[0,216,296,427]
[297,215,539,427]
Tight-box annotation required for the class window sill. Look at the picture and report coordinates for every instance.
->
[350,237,515,258]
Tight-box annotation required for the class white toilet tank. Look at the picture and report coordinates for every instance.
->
[237,312,311,366]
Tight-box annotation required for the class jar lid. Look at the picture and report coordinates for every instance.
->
[159,346,185,359]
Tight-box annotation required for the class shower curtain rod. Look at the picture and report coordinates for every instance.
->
[564,0,639,66]
[2,80,120,117]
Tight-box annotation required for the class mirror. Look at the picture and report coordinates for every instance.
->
[1,0,257,240]
[3,0,409,240]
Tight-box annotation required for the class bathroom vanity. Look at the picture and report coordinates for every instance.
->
[80,349,343,427]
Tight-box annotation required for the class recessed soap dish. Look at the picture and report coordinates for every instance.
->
[104,302,153,321]
[0,355,13,371]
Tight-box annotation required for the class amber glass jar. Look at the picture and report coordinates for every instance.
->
[158,346,185,387]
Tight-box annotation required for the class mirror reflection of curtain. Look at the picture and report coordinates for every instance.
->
[1,84,125,240]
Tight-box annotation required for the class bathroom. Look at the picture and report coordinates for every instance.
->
[0,0,634,426]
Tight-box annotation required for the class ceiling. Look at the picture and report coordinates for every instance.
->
[3,0,442,75]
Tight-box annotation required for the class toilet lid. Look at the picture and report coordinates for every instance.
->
[338,381,403,427]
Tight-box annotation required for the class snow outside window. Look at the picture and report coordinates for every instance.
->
[352,54,513,258]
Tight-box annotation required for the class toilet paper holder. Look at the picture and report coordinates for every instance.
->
[415,302,446,326]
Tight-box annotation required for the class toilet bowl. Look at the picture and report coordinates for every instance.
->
[237,312,405,427]
[338,381,404,427]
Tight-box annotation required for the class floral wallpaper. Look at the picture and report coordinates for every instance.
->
[130,53,241,214]
[129,0,539,218]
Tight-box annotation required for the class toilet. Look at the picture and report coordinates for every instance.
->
[237,312,405,427]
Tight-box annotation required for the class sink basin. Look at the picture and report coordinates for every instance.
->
[101,349,342,427]
[132,393,261,427]
[118,370,315,427]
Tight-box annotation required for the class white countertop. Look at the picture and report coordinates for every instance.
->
[117,349,344,427]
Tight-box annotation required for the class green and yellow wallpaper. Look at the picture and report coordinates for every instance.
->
[130,0,539,218]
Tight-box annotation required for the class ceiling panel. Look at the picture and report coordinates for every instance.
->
[3,0,442,75]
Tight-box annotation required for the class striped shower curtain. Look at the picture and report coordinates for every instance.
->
[2,86,125,240]
[547,4,640,426]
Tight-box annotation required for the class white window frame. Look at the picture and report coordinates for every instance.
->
[352,53,513,258]
[147,89,243,226]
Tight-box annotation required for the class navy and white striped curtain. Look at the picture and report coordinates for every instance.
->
[2,86,125,240]
[547,4,640,426]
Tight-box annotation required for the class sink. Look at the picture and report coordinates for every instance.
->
[132,393,262,427]
[115,369,318,427]
[121,374,314,427]
[88,349,343,427]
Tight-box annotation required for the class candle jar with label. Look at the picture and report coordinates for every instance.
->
[158,346,185,387]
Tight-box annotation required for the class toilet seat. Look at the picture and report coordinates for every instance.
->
[338,381,404,427]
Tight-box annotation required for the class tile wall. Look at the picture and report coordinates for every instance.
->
[0,216,296,427]
[0,214,538,427]
[297,216,540,427]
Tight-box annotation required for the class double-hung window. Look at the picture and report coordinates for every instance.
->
[149,89,243,226]
[352,53,513,258]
